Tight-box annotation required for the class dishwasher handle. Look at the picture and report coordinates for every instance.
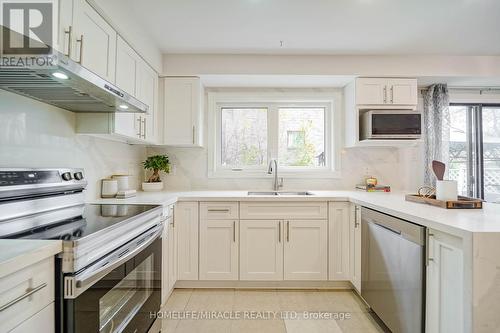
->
[374,222,402,235]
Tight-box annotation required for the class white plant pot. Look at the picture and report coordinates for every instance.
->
[142,181,164,192]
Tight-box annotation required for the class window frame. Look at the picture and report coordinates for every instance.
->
[207,90,342,178]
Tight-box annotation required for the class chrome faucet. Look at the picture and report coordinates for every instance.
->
[267,159,283,191]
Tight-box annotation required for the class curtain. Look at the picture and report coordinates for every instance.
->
[423,84,450,186]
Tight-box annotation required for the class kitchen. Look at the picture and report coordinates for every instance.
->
[1,0,500,332]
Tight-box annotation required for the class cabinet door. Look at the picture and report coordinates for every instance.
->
[350,205,361,292]
[388,79,417,105]
[161,218,170,305]
[355,78,388,105]
[199,219,238,280]
[168,218,177,291]
[72,0,117,82]
[10,303,54,333]
[175,202,199,280]
[329,202,350,280]
[56,0,73,55]
[240,220,283,281]
[426,230,464,333]
[163,77,203,147]
[136,62,159,143]
[284,220,328,280]
[114,36,139,138]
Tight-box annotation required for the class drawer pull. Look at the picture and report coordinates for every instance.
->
[0,282,47,312]
[207,209,230,213]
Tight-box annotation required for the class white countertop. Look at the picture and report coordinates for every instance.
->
[95,190,500,237]
[0,240,62,278]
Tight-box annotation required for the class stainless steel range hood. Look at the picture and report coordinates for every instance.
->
[0,51,148,114]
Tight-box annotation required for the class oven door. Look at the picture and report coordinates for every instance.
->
[368,111,422,139]
[63,224,162,333]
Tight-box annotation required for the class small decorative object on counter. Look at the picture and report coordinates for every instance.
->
[356,184,391,192]
[111,174,130,191]
[366,176,378,186]
[407,185,482,209]
[116,189,137,199]
[142,154,170,192]
[101,179,118,198]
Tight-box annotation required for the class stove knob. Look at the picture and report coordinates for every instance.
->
[62,172,73,181]
[74,172,84,180]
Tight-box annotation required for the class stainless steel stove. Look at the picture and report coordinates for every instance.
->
[0,168,164,333]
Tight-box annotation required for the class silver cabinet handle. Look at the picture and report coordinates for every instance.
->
[233,221,236,242]
[383,86,387,103]
[354,206,360,228]
[390,86,394,103]
[286,221,290,242]
[192,125,196,144]
[76,34,83,64]
[137,117,142,137]
[208,209,230,213]
[278,221,281,243]
[141,118,146,139]
[0,283,47,312]
[426,230,434,265]
[64,26,72,57]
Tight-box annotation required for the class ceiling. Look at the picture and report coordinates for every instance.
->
[124,0,500,55]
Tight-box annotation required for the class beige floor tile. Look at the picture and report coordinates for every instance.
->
[230,319,286,333]
[233,289,280,311]
[316,291,370,313]
[276,290,322,311]
[284,315,343,333]
[185,289,235,311]
[162,289,193,311]
[336,312,387,333]
[175,319,232,333]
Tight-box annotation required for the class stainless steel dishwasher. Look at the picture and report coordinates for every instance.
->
[361,207,425,333]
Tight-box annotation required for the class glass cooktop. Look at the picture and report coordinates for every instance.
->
[5,204,160,240]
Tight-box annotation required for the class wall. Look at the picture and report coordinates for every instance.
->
[163,54,500,77]
[149,87,423,192]
[0,91,147,200]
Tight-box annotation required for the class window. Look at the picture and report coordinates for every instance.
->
[208,91,340,178]
[447,104,500,202]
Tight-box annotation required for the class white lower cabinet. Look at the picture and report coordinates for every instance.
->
[161,207,177,304]
[199,219,239,280]
[329,202,351,280]
[175,202,199,280]
[168,215,178,291]
[9,303,54,333]
[240,220,283,281]
[350,205,362,292]
[426,229,464,333]
[284,220,328,280]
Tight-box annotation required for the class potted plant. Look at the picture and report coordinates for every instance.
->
[142,154,170,191]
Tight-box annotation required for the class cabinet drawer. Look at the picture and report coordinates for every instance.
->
[9,303,54,333]
[0,257,54,332]
[240,202,327,220]
[200,202,239,220]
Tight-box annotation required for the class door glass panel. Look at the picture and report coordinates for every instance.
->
[482,107,500,202]
[99,254,154,333]
[448,106,470,197]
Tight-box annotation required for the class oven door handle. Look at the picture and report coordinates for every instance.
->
[66,224,163,298]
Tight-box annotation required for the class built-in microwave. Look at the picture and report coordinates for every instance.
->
[360,110,422,140]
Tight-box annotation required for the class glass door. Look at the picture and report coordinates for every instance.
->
[447,104,500,202]
[482,106,500,202]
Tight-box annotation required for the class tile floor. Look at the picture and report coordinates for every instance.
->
[158,289,388,333]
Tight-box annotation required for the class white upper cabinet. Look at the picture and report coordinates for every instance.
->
[163,77,204,147]
[72,0,117,83]
[355,78,417,107]
[56,0,73,55]
[136,61,159,143]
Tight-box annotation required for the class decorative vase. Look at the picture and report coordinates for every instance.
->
[142,181,164,192]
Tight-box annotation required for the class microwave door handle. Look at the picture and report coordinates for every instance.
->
[69,224,163,297]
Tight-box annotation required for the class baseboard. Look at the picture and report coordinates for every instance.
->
[174,280,353,289]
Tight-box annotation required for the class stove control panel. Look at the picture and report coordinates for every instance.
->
[0,169,85,186]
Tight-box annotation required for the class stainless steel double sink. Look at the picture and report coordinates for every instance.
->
[247,191,314,196]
